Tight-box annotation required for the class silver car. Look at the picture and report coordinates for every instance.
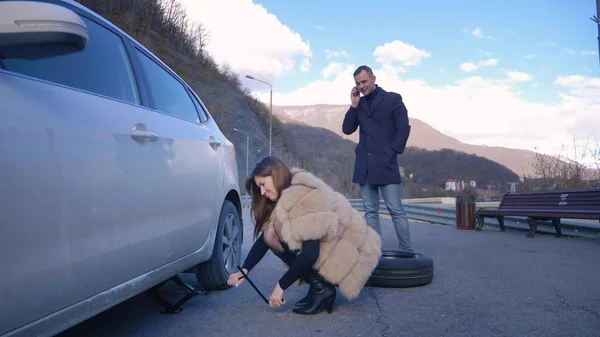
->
[0,1,244,336]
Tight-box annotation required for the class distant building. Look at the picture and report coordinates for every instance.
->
[445,178,476,191]
[445,179,457,191]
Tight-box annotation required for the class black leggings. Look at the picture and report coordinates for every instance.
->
[274,241,318,286]
[241,233,320,290]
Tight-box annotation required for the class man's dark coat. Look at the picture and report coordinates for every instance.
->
[342,86,411,185]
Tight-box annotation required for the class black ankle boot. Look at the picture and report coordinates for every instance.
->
[294,272,317,308]
[292,274,336,315]
[294,290,310,308]
[274,248,310,307]
[294,277,313,308]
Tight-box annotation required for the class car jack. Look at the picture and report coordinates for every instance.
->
[145,275,208,314]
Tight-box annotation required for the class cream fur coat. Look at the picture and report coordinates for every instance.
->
[272,168,382,300]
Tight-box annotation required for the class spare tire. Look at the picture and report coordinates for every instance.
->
[366,250,434,288]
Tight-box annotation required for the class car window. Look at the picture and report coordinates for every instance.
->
[189,91,209,123]
[2,16,139,104]
[134,49,200,123]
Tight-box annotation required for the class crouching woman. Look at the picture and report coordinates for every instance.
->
[228,156,382,315]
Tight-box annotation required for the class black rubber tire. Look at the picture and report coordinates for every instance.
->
[366,250,434,288]
[195,200,242,290]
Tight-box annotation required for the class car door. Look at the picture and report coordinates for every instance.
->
[130,47,224,263]
[0,12,169,334]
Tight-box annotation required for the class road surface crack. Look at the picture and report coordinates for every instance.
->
[369,288,391,337]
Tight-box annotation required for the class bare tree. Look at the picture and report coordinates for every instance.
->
[193,22,211,65]
[521,136,600,191]
[78,0,120,19]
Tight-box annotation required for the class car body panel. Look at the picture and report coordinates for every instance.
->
[0,0,241,336]
[0,71,170,334]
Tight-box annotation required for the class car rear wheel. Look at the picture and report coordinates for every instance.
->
[196,200,242,290]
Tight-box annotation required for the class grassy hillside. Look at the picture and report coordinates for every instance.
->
[76,0,520,199]
[279,121,520,198]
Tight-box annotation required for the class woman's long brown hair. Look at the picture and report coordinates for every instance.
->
[245,156,292,239]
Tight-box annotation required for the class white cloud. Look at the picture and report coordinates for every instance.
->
[536,41,556,47]
[459,58,498,72]
[254,62,599,161]
[300,58,311,72]
[460,62,478,72]
[564,49,598,56]
[472,28,489,39]
[507,71,534,82]
[372,40,431,66]
[325,50,349,59]
[462,27,493,39]
[479,58,498,67]
[321,62,346,79]
[555,75,600,102]
[553,76,600,162]
[180,0,312,82]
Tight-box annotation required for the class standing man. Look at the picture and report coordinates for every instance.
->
[342,65,413,251]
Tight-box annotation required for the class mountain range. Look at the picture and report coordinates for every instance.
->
[274,104,540,178]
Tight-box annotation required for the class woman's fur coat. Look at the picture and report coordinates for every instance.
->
[273,168,382,300]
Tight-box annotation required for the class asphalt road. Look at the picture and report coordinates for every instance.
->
[58,209,600,337]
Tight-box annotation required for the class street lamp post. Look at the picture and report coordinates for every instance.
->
[595,0,600,66]
[232,128,249,180]
[245,75,272,155]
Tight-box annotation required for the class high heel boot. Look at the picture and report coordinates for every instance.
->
[293,272,315,308]
[292,274,336,315]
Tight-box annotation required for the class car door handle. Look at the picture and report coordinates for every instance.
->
[209,136,221,150]
[130,129,159,142]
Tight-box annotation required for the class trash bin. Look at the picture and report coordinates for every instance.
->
[455,195,465,228]
[456,195,476,230]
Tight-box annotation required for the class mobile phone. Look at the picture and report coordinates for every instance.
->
[353,87,360,97]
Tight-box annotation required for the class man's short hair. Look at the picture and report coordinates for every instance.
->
[353,65,374,77]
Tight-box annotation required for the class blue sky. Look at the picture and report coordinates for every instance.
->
[254,0,599,103]
[184,0,599,161]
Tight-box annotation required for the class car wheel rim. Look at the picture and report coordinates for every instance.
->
[222,213,241,274]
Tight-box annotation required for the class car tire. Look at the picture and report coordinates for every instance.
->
[366,250,434,288]
[196,200,242,290]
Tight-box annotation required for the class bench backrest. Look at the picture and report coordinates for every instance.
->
[498,189,600,213]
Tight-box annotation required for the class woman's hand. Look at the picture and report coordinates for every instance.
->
[227,269,247,287]
[269,283,286,308]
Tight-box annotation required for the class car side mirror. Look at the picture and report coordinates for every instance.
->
[0,1,88,60]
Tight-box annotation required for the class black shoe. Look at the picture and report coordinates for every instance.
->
[294,293,310,308]
[294,272,317,308]
[292,274,336,315]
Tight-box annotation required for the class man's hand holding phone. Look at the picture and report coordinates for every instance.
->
[350,86,360,108]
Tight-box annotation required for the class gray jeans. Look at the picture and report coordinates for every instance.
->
[360,182,413,251]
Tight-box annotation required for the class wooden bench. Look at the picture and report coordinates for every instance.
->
[475,189,600,237]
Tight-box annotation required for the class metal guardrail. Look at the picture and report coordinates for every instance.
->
[241,195,251,208]
[349,199,600,241]
[241,196,599,240]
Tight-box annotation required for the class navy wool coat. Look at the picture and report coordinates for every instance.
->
[342,87,411,185]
